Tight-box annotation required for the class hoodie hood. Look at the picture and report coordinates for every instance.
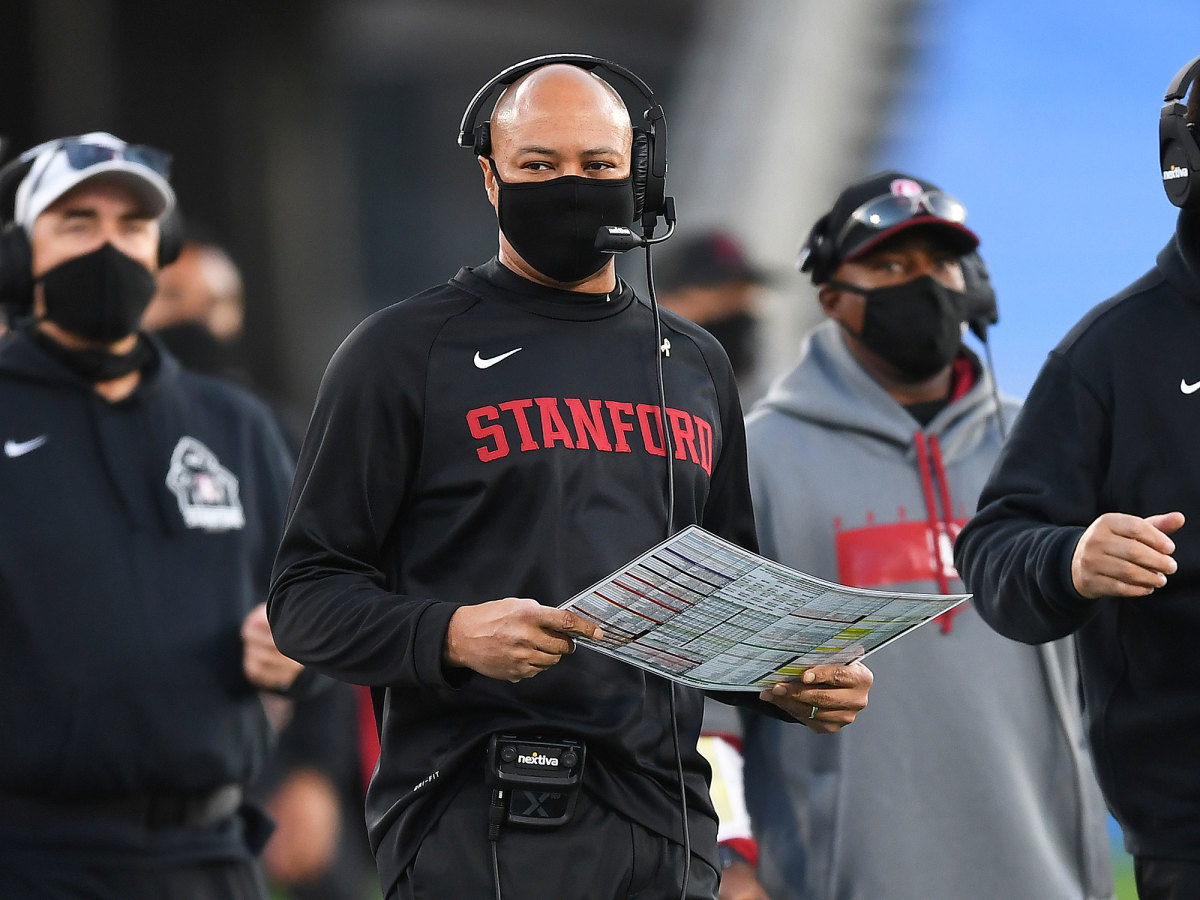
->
[751,319,1017,463]
[1159,207,1200,300]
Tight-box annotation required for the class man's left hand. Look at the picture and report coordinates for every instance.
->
[242,602,305,691]
[758,661,872,733]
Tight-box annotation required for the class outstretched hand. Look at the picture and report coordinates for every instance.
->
[444,597,604,682]
[759,661,872,734]
[1071,511,1184,599]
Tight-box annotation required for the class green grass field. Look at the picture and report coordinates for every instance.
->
[1113,846,1137,899]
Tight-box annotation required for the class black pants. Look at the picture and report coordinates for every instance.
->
[388,774,718,900]
[0,858,268,900]
[1134,857,1200,900]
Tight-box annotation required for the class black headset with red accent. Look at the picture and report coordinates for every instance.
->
[457,53,669,231]
[1160,54,1200,209]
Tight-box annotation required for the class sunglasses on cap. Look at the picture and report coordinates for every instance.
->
[834,189,967,253]
[46,138,172,177]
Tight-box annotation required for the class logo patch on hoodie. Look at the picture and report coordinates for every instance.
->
[166,436,245,532]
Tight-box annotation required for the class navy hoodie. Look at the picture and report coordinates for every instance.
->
[0,328,295,863]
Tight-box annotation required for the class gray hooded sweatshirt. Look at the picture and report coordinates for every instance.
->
[736,320,1113,900]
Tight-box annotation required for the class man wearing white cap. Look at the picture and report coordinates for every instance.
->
[0,133,305,898]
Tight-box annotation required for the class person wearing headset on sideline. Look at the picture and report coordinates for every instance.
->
[955,56,1200,900]
[0,133,306,899]
[705,171,1113,900]
[267,56,872,900]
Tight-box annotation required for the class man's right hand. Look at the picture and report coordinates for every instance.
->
[1071,511,1185,599]
[443,597,604,682]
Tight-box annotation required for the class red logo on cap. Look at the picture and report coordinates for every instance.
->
[889,178,923,199]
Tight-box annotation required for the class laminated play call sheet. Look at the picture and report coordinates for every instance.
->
[559,525,969,690]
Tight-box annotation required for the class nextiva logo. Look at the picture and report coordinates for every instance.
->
[1164,166,1190,180]
[518,751,559,766]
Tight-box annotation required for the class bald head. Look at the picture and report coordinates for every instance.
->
[488,64,633,165]
[144,242,245,341]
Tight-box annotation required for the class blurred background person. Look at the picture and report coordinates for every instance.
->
[252,683,376,900]
[654,229,774,405]
[147,233,375,900]
[144,235,248,381]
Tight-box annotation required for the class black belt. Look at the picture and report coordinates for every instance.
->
[0,783,243,830]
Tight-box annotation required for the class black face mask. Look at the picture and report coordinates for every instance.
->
[38,242,157,343]
[703,312,758,378]
[830,274,966,379]
[491,160,635,284]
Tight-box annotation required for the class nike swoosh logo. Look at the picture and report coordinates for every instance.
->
[474,348,522,369]
[1182,378,1200,395]
[4,435,48,458]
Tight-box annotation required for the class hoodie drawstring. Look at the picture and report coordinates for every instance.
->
[914,431,962,633]
[927,434,955,528]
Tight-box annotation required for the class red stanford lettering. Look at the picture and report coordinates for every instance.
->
[466,397,714,474]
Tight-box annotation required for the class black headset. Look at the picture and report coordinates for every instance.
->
[1160,54,1200,209]
[796,213,837,286]
[0,140,184,318]
[457,53,669,231]
[959,249,999,341]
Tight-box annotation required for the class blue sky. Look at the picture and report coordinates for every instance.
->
[880,2,1198,397]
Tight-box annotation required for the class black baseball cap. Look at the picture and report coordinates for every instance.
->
[654,230,769,293]
[799,171,979,284]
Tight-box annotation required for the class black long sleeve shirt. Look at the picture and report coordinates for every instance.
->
[268,260,762,889]
[954,216,1200,859]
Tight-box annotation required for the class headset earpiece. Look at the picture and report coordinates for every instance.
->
[959,250,999,341]
[0,225,33,319]
[471,122,492,160]
[1160,54,1200,209]
[631,129,651,222]
[157,205,184,268]
[797,214,834,285]
[0,155,35,315]
[458,53,669,229]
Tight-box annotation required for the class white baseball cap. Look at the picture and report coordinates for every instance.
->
[13,131,176,235]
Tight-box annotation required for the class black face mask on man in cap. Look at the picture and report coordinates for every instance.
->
[828,274,967,380]
[703,312,759,379]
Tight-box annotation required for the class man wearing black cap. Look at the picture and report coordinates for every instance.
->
[0,132,305,899]
[654,231,771,404]
[705,172,1114,900]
